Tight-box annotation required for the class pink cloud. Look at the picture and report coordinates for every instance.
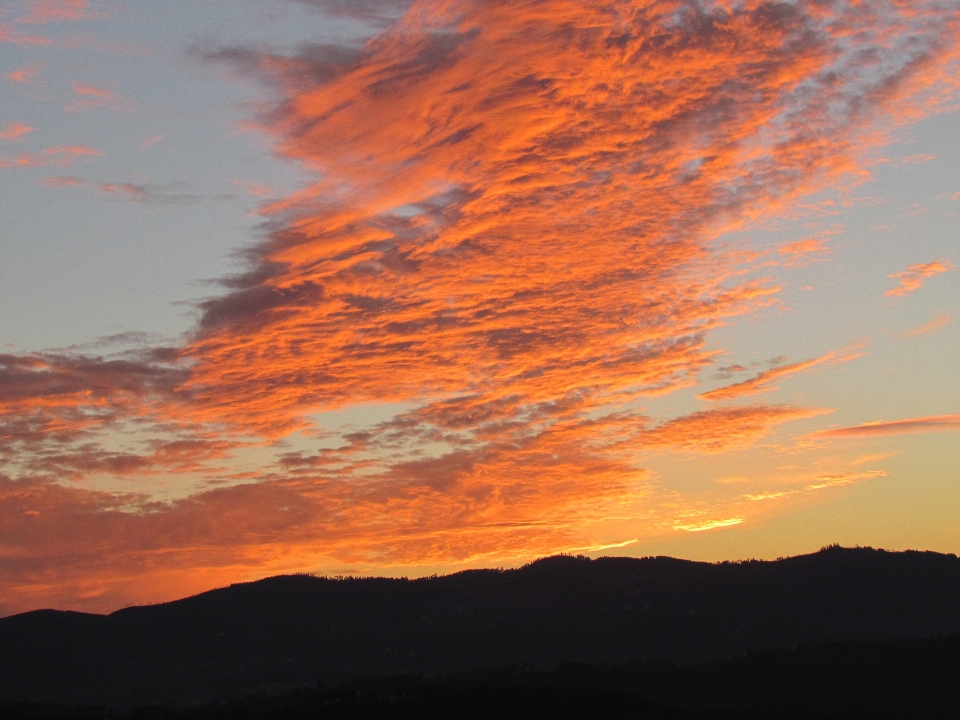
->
[18,0,98,24]
[0,23,53,46]
[699,348,864,401]
[98,182,149,201]
[810,415,960,438]
[641,405,830,453]
[804,470,887,490]
[65,83,135,112]
[0,151,48,168]
[43,144,104,157]
[779,238,829,256]
[231,178,274,198]
[886,260,955,297]
[903,313,952,337]
[0,122,33,141]
[776,227,842,267]
[36,175,86,187]
[1,145,103,170]
[7,63,43,83]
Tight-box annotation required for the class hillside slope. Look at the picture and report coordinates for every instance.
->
[1,545,958,707]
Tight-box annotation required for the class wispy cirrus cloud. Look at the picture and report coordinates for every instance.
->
[885,259,955,297]
[97,182,211,205]
[1,1,101,47]
[641,405,830,453]
[699,347,864,401]
[17,0,100,24]
[804,470,887,490]
[36,174,85,187]
[64,82,135,112]
[44,144,103,157]
[36,174,222,204]
[7,63,43,82]
[0,22,53,46]
[0,122,34,141]
[903,312,952,337]
[776,226,841,267]
[809,415,960,439]
[674,517,743,533]
[2,0,960,614]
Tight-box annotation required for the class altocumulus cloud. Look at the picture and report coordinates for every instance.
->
[2,0,960,615]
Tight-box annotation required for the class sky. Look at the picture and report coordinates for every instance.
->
[1,0,958,617]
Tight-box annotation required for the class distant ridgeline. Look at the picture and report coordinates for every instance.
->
[1,546,959,709]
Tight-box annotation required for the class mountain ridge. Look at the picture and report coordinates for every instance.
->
[2,545,959,707]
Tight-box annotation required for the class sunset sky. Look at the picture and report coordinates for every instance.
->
[1,0,958,617]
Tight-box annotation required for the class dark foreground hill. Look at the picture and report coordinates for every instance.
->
[1,545,959,708]
[4,633,960,719]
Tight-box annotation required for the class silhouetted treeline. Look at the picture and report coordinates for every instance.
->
[4,633,960,719]
[1,546,959,709]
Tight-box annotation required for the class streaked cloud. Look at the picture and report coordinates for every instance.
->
[44,144,104,157]
[0,152,45,168]
[7,63,43,82]
[96,182,211,205]
[810,415,960,439]
[849,452,898,466]
[231,178,275,198]
[65,83,135,112]
[36,174,86,187]
[885,260,955,297]
[18,0,99,24]
[776,227,840,267]
[290,0,415,24]
[0,122,34,141]
[902,312,952,337]
[3,144,104,169]
[804,470,887,490]
[641,406,829,453]
[0,23,53,46]
[674,517,744,533]
[699,348,863,401]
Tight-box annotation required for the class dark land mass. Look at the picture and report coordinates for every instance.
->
[1,545,959,713]
[3,634,960,719]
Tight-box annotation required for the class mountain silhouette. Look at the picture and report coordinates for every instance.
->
[1,545,959,708]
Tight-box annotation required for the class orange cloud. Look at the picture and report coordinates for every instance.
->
[674,517,743,532]
[903,312,952,337]
[8,64,43,82]
[641,405,829,453]
[776,226,841,267]
[0,122,33,141]
[36,175,86,187]
[885,260,955,297]
[231,178,274,198]
[43,144,104,157]
[0,151,48,168]
[65,83,135,112]
[804,470,887,490]
[18,0,97,24]
[2,0,960,614]
[1,146,103,170]
[699,348,863,401]
[779,238,828,256]
[0,23,53,46]
[810,415,960,438]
